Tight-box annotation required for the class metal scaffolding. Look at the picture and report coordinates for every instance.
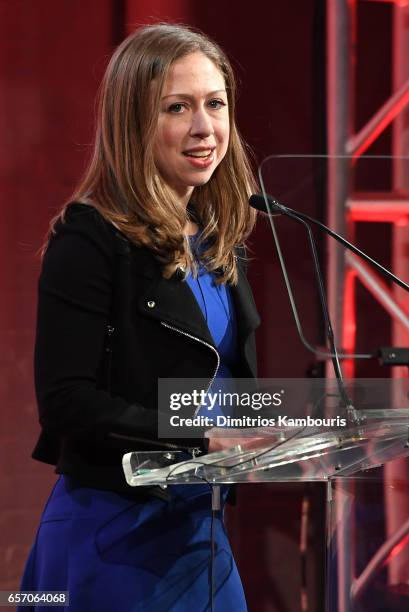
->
[327,0,409,609]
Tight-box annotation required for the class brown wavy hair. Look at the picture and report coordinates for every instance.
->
[44,23,258,284]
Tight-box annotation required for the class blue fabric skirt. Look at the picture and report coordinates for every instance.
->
[20,476,247,612]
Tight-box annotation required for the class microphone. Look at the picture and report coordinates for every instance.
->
[250,193,409,292]
[250,192,359,420]
[249,194,284,215]
[250,193,373,361]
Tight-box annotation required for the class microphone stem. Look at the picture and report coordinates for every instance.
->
[284,210,356,417]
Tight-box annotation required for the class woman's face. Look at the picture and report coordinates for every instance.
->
[153,52,230,205]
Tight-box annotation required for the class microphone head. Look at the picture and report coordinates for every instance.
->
[249,193,282,215]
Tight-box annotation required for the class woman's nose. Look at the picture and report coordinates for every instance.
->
[190,108,214,138]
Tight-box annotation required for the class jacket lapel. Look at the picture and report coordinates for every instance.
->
[131,243,260,348]
[138,272,215,346]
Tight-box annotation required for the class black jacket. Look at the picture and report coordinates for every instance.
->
[32,203,260,492]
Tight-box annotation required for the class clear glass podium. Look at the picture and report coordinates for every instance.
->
[123,403,409,611]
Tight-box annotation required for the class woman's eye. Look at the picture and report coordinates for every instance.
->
[168,103,186,113]
[208,99,226,109]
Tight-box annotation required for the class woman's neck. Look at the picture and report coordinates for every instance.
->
[184,220,199,236]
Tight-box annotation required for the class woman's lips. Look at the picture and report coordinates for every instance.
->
[183,149,215,168]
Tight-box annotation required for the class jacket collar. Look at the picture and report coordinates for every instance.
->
[129,242,260,348]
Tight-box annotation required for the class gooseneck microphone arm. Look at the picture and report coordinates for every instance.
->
[249,195,374,360]
[286,210,356,411]
[250,194,409,293]
[250,194,356,417]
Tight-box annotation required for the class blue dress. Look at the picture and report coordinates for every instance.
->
[20,237,246,612]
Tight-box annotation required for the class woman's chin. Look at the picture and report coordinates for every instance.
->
[187,170,216,188]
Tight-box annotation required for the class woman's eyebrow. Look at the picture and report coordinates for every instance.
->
[161,89,227,100]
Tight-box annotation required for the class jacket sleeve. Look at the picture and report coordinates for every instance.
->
[34,204,157,438]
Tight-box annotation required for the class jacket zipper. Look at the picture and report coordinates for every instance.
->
[105,325,198,454]
[160,321,220,417]
[108,321,219,458]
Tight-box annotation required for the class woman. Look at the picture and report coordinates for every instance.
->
[21,23,260,611]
